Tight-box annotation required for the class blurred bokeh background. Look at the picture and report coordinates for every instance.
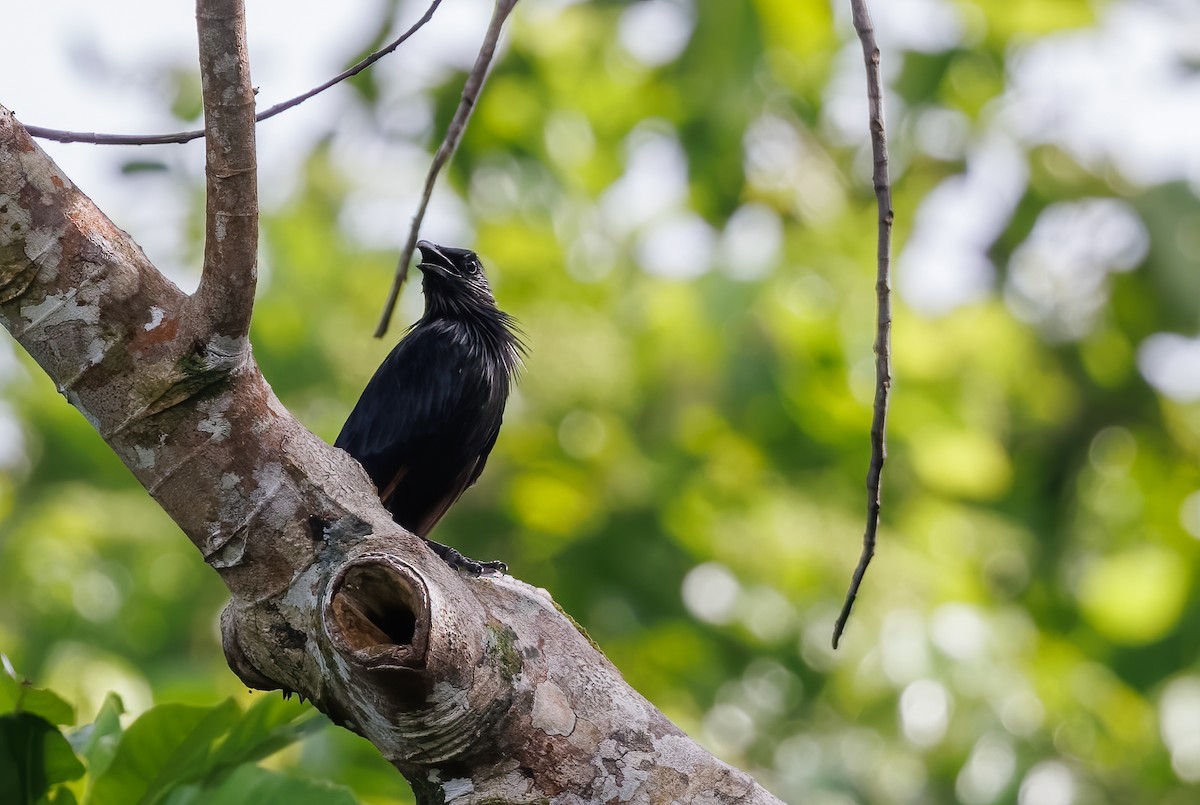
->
[3,0,1200,802]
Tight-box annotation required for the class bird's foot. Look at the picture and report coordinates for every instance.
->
[423,538,508,576]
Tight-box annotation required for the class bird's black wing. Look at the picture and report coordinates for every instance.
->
[335,321,507,536]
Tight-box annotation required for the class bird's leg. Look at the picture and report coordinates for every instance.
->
[422,538,508,576]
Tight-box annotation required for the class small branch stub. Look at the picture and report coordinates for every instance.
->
[191,0,259,342]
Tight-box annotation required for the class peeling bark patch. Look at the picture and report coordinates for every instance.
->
[207,462,285,559]
[441,777,474,802]
[215,51,240,81]
[85,335,107,366]
[531,682,575,737]
[144,305,165,330]
[207,531,247,568]
[271,617,307,651]
[134,445,156,469]
[322,514,373,546]
[24,225,62,271]
[592,739,654,803]
[20,288,99,330]
[198,393,234,441]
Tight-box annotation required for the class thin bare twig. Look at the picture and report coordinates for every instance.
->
[832,0,894,650]
[192,0,259,341]
[373,0,519,338]
[22,0,442,146]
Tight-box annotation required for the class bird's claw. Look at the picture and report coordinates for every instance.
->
[424,538,508,576]
[454,556,509,576]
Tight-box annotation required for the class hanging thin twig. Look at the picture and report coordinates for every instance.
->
[22,0,442,146]
[373,0,518,338]
[832,0,894,650]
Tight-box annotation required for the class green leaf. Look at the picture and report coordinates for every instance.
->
[0,713,85,805]
[142,700,241,799]
[188,765,358,805]
[18,689,75,728]
[159,784,201,805]
[0,671,20,715]
[167,66,203,122]
[0,662,74,726]
[85,700,240,805]
[40,729,85,788]
[119,161,169,175]
[205,696,322,774]
[42,786,80,805]
[67,693,124,779]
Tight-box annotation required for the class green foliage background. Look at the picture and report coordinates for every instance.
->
[3,0,1200,802]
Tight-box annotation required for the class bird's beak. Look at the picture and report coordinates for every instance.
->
[416,240,453,276]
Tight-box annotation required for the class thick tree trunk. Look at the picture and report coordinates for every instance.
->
[0,7,785,803]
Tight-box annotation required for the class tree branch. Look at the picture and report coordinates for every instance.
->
[832,0,894,650]
[1,9,785,791]
[373,0,518,338]
[20,0,443,147]
[190,0,259,343]
[1,97,784,804]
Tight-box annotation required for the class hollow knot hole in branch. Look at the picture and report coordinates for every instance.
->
[326,558,430,671]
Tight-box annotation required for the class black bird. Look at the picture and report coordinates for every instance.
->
[336,241,523,574]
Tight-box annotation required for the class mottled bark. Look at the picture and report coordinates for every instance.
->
[0,15,785,803]
[192,0,259,343]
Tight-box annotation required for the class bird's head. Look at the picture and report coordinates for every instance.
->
[415,240,498,316]
[414,239,525,364]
